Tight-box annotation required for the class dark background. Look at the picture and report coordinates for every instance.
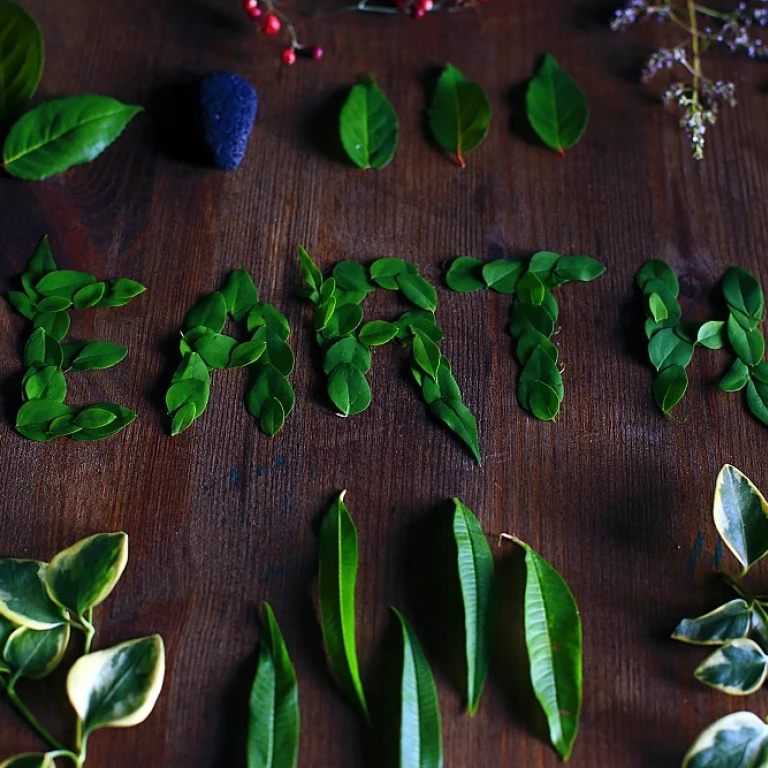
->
[1,0,767,765]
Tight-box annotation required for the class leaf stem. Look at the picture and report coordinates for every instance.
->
[1,677,67,751]
[686,0,702,106]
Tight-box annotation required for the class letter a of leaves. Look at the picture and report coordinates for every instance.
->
[317,492,370,724]
[526,55,589,155]
[248,603,300,768]
[339,75,398,170]
[428,63,491,168]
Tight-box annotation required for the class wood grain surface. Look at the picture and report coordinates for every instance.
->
[2,0,768,765]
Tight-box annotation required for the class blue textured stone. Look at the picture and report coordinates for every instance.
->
[200,72,258,170]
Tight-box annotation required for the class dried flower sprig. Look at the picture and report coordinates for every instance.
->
[612,0,768,158]
[242,0,486,66]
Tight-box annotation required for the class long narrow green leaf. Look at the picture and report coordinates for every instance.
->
[318,491,370,723]
[393,608,443,768]
[451,499,495,715]
[511,536,582,761]
[248,603,300,768]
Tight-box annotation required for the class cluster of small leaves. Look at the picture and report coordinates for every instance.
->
[299,247,481,463]
[6,237,145,442]
[0,1,142,181]
[445,251,605,421]
[166,269,295,437]
[247,492,582,764]
[0,532,165,767]
[674,465,768,766]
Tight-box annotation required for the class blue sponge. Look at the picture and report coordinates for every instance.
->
[200,72,258,170]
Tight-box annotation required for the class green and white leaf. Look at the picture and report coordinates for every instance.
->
[672,599,752,645]
[694,638,768,695]
[3,624,70,680]
[682,711,768,768]
[0,560,67,629]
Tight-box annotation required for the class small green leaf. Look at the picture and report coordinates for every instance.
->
[652,364,688,416]
[32,311,70,342]
[393,608,443,768]
[727,314,765,366]
[481,259,524,294]
[166,353,211,432]
[26,236,57,276]
[428,398,481,465]
[97,278,146,307]
[516,271,546,306]
[428,62,491,167]
[0,0,44,121]
[513,537,582,761]
[714,464,768,574]
[62,340,128,371]
[260,397,285,438]
[184,291,227,334]
[419,357,461,405]
[3,95,143,180]
[324,337,372,375]
[328,363,372,416]
[638,261,680,296]
[554,255,605,283]
[358,320,397,347]
[318,492,370,723]
[22,366,66,403]
[746,379,768,427]
[723,267,764,323]
[518,346,564,410]
[509,300,557,339]
[69,403,135,441]
[24,329,62,368]
[36,270,96,299]
[75,407,118,430]
[412,330,441,380]
[396,311,444,345]
[397,273,438,312]
[672,599,752,645]
[333,262,375,294]
[16,400,75,441]
[445,257,485,293]
[369,257,416,291]
[319,303,364,342]
[7,290,35,320]
[648,294,668,323]
[298,246,323,298]
[221,269,259,322]
[452,500,495,716]
[67,635,165,736]
[694,638,768,695]
[35,295,71,313]
[682,711,768,768]
[0,560,67,630]
[4,624,70,680]
[246,363,295,426]
[516,329,558,367]
[529,380,561,421]
[339,75,398,170]
[229,340,267,368]
[648,328,694,372]
[526,54,589,154]
[72,282,106,309]
[45,532,128,617]
[696,320,726,350]
[721,359,750,392]
[170,403,196,436]
[193,333,239,370]
[248,603,300,768]
[315,297,336,333]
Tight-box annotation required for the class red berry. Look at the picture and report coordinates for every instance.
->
[310,46,324,61]
[422,0,434,9]
[243,0,258,9]
[246,5,262,18]
[282,47,297,65]
[262,13,281,34]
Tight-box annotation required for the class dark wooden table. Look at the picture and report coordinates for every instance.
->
[2,0,768,765]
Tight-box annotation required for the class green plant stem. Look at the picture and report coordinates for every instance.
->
[46,750,81,765]
[686,0,702,103]
[1,677,67,751]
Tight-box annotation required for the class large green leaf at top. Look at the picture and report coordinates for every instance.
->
[247,603,300,768]
[3,94,143,180]
[0,560,67,630]
[0,0,44,121]
[714,465,768,574]
[45,532,128,617]
[67,635,165,736]
[514,537,582,761]
[683,711,768,768]
[3,624,70,680]
[452,499,495,716]
[428,63,491,168]
[0,754,57,768]
[393,608,443,768]
[339,75,398,170]
[317,492,370,724]
[526,54,589,154]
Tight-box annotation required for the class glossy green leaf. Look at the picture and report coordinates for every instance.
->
[721,359,750,393]
[320,303,364,341]
[393,608,443,768]
[412,330,441,380]
[682,711,768,768]
[517,272,546,306]
[714,464,768,574]
[247,603,300,768]
[0,560,66,630]
[16,400,75,441]
[35,295,71,313]
[24,329,62,368]
[526,54,589,154]
[445,257,485,293]
[260,397,285,438]
[0,754,57,768]
[332,262,375,294]
[696,320,726,350]
[170,403,195,436]
[3,95,142,180]
[648,293,668,323]
[97,278,146,307]
[32,311,70,342]
[229,340,267,368]
[184,291,227,334]
[369,257,416,291]
[67,635,165,736]
[516,329,558,366]
[652,364,688,416]
[0,0,44,121]
[253,326,294,377]
[694,638,768,695]
[45,532,128,617]
[648,328,694,372]
[166,353,211,433]
[395,311,444,345]
[397,273,438,312]
[554,255,605,283]
[246,363,295,428]
[509,301,556,340]
[340,75,398,170]
[72,282,106,309]
[358,320,397,347]
[420,357,461,405]
[529,380,561,421]
[22,366,66,403]
[7,290,35,320]
[637,260,679,295]
[642,280,682,324]
[452,500,495,716]
[193,333,239,370]
[328,363,372,417]
[221,269,259,322]
[76,408,118,432]
[746,379,768,427]
[428,398,481,465]
[318,492,370,723]
[428,62,491,167]
[518,346,564,409]
[723,267,764,323]
[514,537,582,761]
[298,246,323,301]
[673,600,752,645]
[61,340,127,371]
[323,337,371,375]
[727,314,765,366]
[481,259,524,294]
[26,236,57,276]
[4,624,70,680]
[69,402,135,441]
[315,297,336,333]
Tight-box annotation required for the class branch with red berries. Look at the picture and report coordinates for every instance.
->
[241,0,487,65]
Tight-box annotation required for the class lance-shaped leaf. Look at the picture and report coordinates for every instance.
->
[672,599,752,645]
[339,75,398,170]
[683,711,768,768]
[4,624,70,680]
[512,536,582,761]
[3,95,143,181]
[452,500,495,715]
[0,754,57,768]
[428,398,481,465]
[428,63,491,168]
[67,635,165,736]
[247,603,300,768]
[318,492,370,723]
[714,465,768,574]
[393,608,443,768]
[0,560,67,630]
[0,0,44,121]
[694,638,768,695]
[45,532,128,617]
[526,55,589,155]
